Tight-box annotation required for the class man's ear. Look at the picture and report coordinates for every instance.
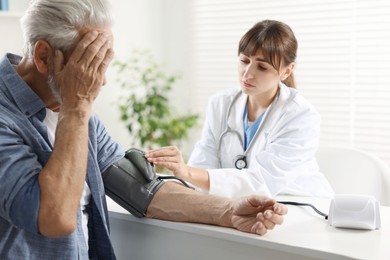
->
[33,40,53,74]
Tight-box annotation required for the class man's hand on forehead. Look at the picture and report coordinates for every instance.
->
[70,31,113,69]
[53,30,114,106]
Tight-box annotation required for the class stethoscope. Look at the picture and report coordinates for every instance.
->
[217,89,280,170]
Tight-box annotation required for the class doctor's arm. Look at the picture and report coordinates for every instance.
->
[145,181,288,235]
[147,102,324,198]
[145,96,221,190]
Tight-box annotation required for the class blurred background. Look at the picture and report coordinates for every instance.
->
[1,0,390,165]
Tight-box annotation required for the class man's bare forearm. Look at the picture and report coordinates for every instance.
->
[146,182,233,227]
[38,105,91,237]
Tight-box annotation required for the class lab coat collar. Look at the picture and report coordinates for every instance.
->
[226,83,297,140]
[278,81,297,106]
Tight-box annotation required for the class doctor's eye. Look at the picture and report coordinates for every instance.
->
[240,59,250,64]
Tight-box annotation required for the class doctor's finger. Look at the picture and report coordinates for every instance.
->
[146,146,181,158]
[147,146,168,153]
[147,155,179,164]
[151,161,179,171]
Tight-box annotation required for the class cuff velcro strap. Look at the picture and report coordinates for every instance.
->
[102,148,165,217]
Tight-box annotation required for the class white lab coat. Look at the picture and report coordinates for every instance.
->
[188,83,334,198]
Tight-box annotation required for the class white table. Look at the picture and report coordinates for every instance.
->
[107,196,390,260]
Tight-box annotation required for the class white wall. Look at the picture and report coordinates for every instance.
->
[8,0,29,12]
[0,0,30,56]
[0,13,24,55]
[0,0,28,55]
[95,0,194,153]
[95,0,165,149]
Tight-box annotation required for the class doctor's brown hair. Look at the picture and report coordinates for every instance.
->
[238,20,297,88]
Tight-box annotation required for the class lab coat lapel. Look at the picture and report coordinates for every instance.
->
[229,91,247,138]
[261,83,297,134]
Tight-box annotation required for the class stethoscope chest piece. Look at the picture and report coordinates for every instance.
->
[234,155,247,170]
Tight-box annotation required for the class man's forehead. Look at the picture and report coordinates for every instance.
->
[61,27,114,61]
[79,27,114,43]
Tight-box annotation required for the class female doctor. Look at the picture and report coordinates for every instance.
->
[145,20,334,199]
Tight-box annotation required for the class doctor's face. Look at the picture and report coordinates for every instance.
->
[238,51,282,97]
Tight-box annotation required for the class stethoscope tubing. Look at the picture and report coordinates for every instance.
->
[217,88,283,169]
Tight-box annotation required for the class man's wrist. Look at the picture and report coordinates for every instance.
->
[59,101,93,121]
[219,199,234,228]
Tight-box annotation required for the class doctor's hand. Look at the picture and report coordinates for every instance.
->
[145,146,211,190]
[231,195,287,235]
[145,146,190,178]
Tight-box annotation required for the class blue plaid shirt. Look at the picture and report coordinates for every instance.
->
[0,53,124,259]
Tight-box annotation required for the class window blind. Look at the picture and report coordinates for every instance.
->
[187,0,390,165]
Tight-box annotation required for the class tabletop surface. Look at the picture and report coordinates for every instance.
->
[107,195,390,260]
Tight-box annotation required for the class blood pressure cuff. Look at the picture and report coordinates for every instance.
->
[102,148,165,217]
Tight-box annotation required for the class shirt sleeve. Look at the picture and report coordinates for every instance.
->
[188,96,221,169]
[92,114,125,172]
[0,122,42,234]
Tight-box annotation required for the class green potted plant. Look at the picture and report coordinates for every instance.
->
[113,49,199,153]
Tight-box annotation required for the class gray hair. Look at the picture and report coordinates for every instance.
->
[20,0,114,58]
